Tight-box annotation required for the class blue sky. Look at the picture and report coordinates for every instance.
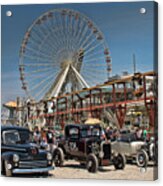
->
[1,1,156,103]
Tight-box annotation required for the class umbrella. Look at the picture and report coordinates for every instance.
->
[84,118,101,125]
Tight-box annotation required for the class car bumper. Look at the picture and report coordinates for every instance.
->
[12,166,54,174]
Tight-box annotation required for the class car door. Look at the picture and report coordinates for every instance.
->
[118,135,131,155]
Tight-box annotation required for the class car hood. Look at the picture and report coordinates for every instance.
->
[2,143,48,160]
[2,143,37,151]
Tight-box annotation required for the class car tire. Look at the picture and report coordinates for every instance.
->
[4,160,12,177]
[53,147,64,167]
[86,153,98,173]
[136,149,149,167]
[113,154,126,170]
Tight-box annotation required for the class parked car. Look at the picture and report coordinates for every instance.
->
[112,133,148,167]
[1,125,54,177]
[53,124,126,173]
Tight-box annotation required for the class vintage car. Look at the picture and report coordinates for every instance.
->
[111,133,148,167]
[53,124,126,173]
[1,125,54,177]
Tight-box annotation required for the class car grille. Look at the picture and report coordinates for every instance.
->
[103,144,111,159]
[19,160,48,168]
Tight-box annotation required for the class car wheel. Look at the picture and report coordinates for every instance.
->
[53,147,64,167]
[136,149,149,167]
[86,153,98,173]
[113,154,126,170]
[4,160,12,177]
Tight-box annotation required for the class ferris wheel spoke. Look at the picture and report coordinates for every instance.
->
[61,15,69,50]
[67,14,74,51]
[32,76,56,100]
[82,37,98,52]
[35,17,62,52]
[27,69,57,88]
[83,56,105,63]
[23,53,53,63]
[64,17,71,50]
[77,24,89,48]
[79,32,94,50]
[60,13,70,48]
[49,25,67,52]
[28,33,42,48]
[70,14,76,47]
[84,63,107,68]
[53,17,65,47]
[24,45,46,57]
[26,71,54,79]
[61,14,67,44]
[49,25,66,49]
[63,15,72,51]
[25,67,55,75]
[75,22,86,50]
[33,25,66,56]
[31,27,45,43]
[30,30,42,44]
[74,19,85,48]
[53,13,67,49]
[72,14,79,39]
[36,32,59,57]
[84,41,103,56]
[29,72,55,92]
[71,17,79,50]
[84,49,104,59]
[25,45,54,60]
[35,23,48,39]
[24,63,58,67]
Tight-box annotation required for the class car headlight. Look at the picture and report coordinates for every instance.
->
[13,154,19,162]
[47,152,52,160]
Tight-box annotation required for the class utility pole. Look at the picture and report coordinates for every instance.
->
[133,53,136,74]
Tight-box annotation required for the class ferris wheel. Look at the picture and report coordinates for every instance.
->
[19,8,112,101]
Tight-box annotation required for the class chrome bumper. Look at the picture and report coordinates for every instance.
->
[12,166,54,174]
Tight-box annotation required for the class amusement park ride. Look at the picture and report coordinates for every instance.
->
[18,9,157,129]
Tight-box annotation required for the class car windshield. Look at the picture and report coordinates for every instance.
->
[3,130,31,145]
[117,133,137,142]
[81,127,101,138]
[68,127,79,139]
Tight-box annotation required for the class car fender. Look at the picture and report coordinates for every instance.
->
[1,151,16,165]
[130,141,145,154]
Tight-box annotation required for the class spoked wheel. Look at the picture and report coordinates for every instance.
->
[113,153,126,170]
[86,153,98,173]
[19,8,112,101]
[53,147,64,167]
[136,149,148,167]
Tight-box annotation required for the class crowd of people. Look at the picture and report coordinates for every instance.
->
[32,126,58,151]
[104,126,153,142]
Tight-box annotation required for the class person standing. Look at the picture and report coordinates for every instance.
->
[46,127,54,152]
[33,126,41,144]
